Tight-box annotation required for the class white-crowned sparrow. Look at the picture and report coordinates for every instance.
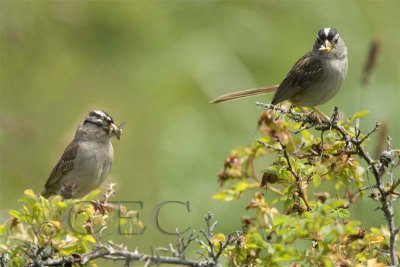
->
[210,27,348,107]
[42,110,122,199]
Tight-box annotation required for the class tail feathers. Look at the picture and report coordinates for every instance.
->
[209,85,279,104]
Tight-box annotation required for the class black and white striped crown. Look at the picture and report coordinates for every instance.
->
[86,110,114,124]
[317,27,339,41]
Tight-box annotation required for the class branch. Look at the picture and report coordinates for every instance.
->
[279,141,311,211]
[81,244,209,266]
[17,212,241,267]
[198,212,243,266]
[24,244,210,267]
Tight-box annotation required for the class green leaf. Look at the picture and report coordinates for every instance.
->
[330,199,346,209]
[234,181,248,193]
[352,110,369,119]
[23,189,38,199]
[324,259,335,267]
[56,201,68,210]
[83,234,96,244]
[82,189,101,201]
[331,208,350,219]
[313,174,321,187]
[71,212,89,234]
[9,210,24,221]
[212,189,235,201]
[356,252,367,262]
[272,216,290,227]
[60,240,79,255]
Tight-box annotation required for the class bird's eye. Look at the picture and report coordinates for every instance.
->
[333,38,338,43]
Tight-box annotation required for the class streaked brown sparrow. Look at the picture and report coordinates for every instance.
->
[210,27,348,108]
[42,110,122,199]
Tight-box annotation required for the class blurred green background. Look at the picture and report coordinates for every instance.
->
[1,0,399,259]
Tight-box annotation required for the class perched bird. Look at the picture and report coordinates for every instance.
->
[210,27,348,109]
[42,110,122,199]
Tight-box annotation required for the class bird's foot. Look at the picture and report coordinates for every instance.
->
[311,107,331,124]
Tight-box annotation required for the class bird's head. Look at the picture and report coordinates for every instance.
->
[313,27,347,59]
[83,110,122,140]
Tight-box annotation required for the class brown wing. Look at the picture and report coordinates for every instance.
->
[41,142,79,198]
[271,51,323,105]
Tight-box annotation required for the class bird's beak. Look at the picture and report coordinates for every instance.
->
[108,123,122,140]
[319,40,333,52]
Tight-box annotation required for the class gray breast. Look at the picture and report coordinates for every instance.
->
[63,140,114,198]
